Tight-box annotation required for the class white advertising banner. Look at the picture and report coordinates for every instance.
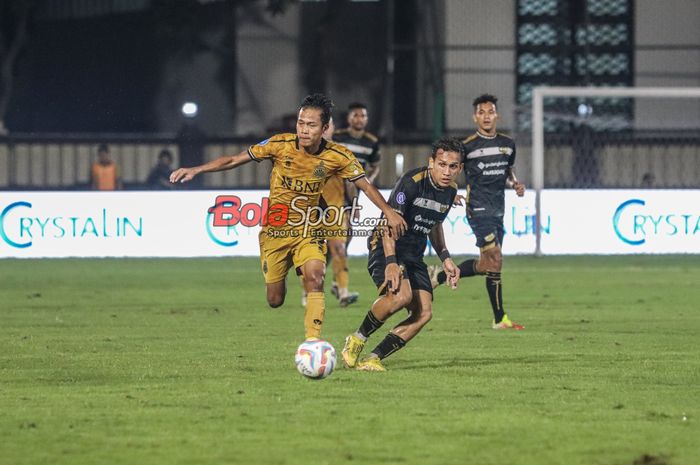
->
[540,190,700,254]
[0,190,697,258]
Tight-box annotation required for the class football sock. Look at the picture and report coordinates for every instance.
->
[485,271,505,323]
[437,259,478,284]
[333,255,349,291]
[304,291,325,339]
[358,310,384,339]
[371,333,407,360]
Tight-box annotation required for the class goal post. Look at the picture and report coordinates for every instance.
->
[531,86,700,255]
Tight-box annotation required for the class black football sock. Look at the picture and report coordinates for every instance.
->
[358,310,384,339]
[485,271,505,323]
[371,333,407,360]
[437,259,478,284]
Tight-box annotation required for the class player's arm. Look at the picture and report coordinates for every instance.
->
[365,162,380,184]
[505,167,526,197]
[353,176,407,237]
[344,180,360,223]
[380,227,401,294]
[429,224,459,289]
[169,151,252,184]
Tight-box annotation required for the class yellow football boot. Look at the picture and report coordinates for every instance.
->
[355,356,386,372]
[341,333,365,368]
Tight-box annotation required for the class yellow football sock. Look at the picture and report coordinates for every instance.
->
[333,255,349,290]
[304,291,325,339]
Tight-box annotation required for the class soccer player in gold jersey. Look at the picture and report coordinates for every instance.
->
[170,94,406,340]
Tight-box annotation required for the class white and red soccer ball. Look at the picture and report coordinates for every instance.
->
[295,339,336,379]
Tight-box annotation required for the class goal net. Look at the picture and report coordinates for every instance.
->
[530,86,700,254]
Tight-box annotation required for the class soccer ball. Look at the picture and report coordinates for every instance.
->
[295,338,336,379]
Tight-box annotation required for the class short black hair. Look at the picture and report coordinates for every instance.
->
[472,93,498,111]
[97,143,109,153]
[431,137,464,159]
[348,102,367,111]
[159,149,173,160]
[299,93,334,126]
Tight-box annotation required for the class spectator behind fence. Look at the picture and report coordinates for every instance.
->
[91,144,122,190]
[146,149,176,189]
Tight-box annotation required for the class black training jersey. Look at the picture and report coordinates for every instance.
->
[462,132,516,218]
[333,129,381,171]
[369,166,457,260]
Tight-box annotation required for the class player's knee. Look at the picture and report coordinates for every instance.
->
[397,288,413,308]
[418,308,433,326]
[482,249,502,272]
[267,295,285,308]
[303,271,324,291]
[329,241,345,258]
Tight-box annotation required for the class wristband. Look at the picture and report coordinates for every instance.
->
[438,250,451,262]
[385,255,397,264]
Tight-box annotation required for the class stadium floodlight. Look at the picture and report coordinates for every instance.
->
[531,86,700,255]
[181,102,198,118]
[395,153,404,177]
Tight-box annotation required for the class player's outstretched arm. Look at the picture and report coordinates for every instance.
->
[429,224,460,289]
[353,177,407,237]
[169,150,252,184]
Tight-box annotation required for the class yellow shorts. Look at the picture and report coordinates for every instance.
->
[258,228,327,284]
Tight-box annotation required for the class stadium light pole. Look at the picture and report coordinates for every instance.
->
[531,86,700,256]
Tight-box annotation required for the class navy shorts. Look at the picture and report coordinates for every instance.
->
[367,247,433,295]
[468,216,505,249]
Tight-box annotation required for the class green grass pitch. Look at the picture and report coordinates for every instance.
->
[1,256,698,465]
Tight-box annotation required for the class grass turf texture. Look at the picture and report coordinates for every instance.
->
[0,256,698,465]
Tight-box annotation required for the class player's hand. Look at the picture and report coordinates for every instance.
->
[169,167,199,184]
[442,258,460,290]
[352,207,361,224]
[452,194,466,207]
[513,181,526,197]
[382,262,402,294]
[384,210,407,238]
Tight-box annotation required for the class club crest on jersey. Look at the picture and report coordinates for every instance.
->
[313,161,328,179]
[284,157,293,169]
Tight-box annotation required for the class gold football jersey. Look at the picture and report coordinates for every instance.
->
[248,133,365,224]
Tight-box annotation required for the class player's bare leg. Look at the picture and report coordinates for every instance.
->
[356,289,432,372]
[328,239,359,307]
[342,278,412,368]
[301,259,327,339]
[265,280,287,308]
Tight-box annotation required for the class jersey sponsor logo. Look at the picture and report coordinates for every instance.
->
[482,169,506,176]
[466,146,513,159]
[414,214,436,226]
[412,197,449,213]
[477,161,509,170]
[280,176,322,194]
[258,138,270,146]
[412,224,431,234]
[395,192,406,205]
